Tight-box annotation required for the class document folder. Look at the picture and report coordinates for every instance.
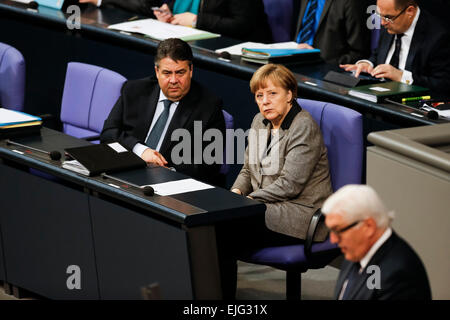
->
[63,143,146,176]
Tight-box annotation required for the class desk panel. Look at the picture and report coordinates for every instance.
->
[0,163,99,299]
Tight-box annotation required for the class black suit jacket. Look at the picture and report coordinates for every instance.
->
[101,0,272,43]
[295,0,371,64]
[369,9,450,95]
[100,77,225,185]
[335,231,431,300]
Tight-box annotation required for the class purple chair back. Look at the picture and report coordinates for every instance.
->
[60,62,126,139]
[0,42,25,111]
[220,109,234,175]
[263,0,294,42]
[298,98,363,191]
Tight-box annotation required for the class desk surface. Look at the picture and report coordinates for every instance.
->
[0,0,445,126]
[0,128,265,227]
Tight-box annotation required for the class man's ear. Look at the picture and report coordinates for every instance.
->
[364,218,378,238]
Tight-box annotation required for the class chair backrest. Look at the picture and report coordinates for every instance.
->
[262,0,294,42]
[371,28,381,51]
[298,98,363,191]
[60,62,126,139]
[220,109,234,175]
[0,42,25,111]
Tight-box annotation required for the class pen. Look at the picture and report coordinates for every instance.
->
[402,95,431,103]
[128,15,139,21]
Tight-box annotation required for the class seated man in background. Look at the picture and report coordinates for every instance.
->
[323,184,431,300]
[341,0,450,95]
[80,0,272,43]
[100,38,225,185]
[295,0,371,64]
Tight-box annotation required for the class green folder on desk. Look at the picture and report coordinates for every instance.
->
[348,81,429,103]
[241,47,321,65]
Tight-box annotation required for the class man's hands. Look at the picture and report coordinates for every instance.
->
[153,4,197,27]
[340,62,374,78]
[340,62,403,81]
[141,148,168,166]
[370,64,403,82]
[79,0,98,4]
[297,43,315,50]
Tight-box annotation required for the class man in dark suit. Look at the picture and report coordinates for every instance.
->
[295,0,371,64]
[100,38,225,185]
[341,0,450,95]
[322,185,431,300]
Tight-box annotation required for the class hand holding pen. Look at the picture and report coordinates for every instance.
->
[152,4,174,23]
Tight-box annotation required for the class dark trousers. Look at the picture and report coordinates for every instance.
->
[215,215,304,299]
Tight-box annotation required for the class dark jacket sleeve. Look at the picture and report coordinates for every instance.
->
[99,81,141,150]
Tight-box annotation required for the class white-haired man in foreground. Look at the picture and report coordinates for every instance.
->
[322,184,431,300]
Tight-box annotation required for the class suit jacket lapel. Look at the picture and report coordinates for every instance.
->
[405,12,425,71]
[159,84,198,155]
[317,0,334,33]
[138,82,159,142]
[378,31,394,65]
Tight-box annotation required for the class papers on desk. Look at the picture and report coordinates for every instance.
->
[108,18,220,41]
[62,160,90,176]
[216,41,299,56]
[145,178,214,196]
[0,108,42,126]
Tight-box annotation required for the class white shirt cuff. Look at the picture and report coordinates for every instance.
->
[401,70,414,85]
[132,143,149,158]
[356,59,374,68]
[97,0,102,7]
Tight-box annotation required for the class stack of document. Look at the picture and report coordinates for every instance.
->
[62,159,90,176]
[216,41,300,56]
[108,18,220,41]
[0,108,42,138]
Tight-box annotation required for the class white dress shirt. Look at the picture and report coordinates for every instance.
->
[357,8,421,85]
[132,90,179,157]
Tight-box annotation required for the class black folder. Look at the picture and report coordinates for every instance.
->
[64,143,146,176]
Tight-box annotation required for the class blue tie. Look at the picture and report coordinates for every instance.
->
[341,262,361,300]
[296,0,318,44]
[145,99,172,150]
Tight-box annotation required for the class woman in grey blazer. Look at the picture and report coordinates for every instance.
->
[231,64,333,243]
[219,64,333,298]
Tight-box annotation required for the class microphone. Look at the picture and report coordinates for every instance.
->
[101,173,155,196]
[6,139,62,161]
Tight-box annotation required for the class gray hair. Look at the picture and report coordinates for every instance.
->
[322,184,394,229]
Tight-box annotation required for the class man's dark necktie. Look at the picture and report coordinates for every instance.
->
[341,262,361,300]
[296,0,318,44]
[145,99,172,150]
[389,33,404,69]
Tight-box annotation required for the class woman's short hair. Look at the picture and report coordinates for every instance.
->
[250,64,298,98]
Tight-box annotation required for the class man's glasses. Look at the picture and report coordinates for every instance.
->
[329,220,361,238]
[375,6,408,24]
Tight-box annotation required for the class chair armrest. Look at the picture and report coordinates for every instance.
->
[304,208,324,259]
[82,135,100,141]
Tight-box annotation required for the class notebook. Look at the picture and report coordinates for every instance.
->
[63,142,146,176]
[0,108,42,138]
[348,81,429,103]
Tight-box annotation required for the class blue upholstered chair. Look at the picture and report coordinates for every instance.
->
[60,62,126,142]
[220,109,234,175]
[0,42,25,111]
[237,98,363,300]
[262,0,294,42]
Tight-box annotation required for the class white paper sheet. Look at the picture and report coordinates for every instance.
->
[0,108,40,126]
[146,178,214,196]
[108,18,220,41]
[216,41,299,56]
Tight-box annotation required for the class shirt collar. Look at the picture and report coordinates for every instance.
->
[359,227,392,271]
[158,90,179,106]
[403,7,420,39]
[262,99,302,129]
